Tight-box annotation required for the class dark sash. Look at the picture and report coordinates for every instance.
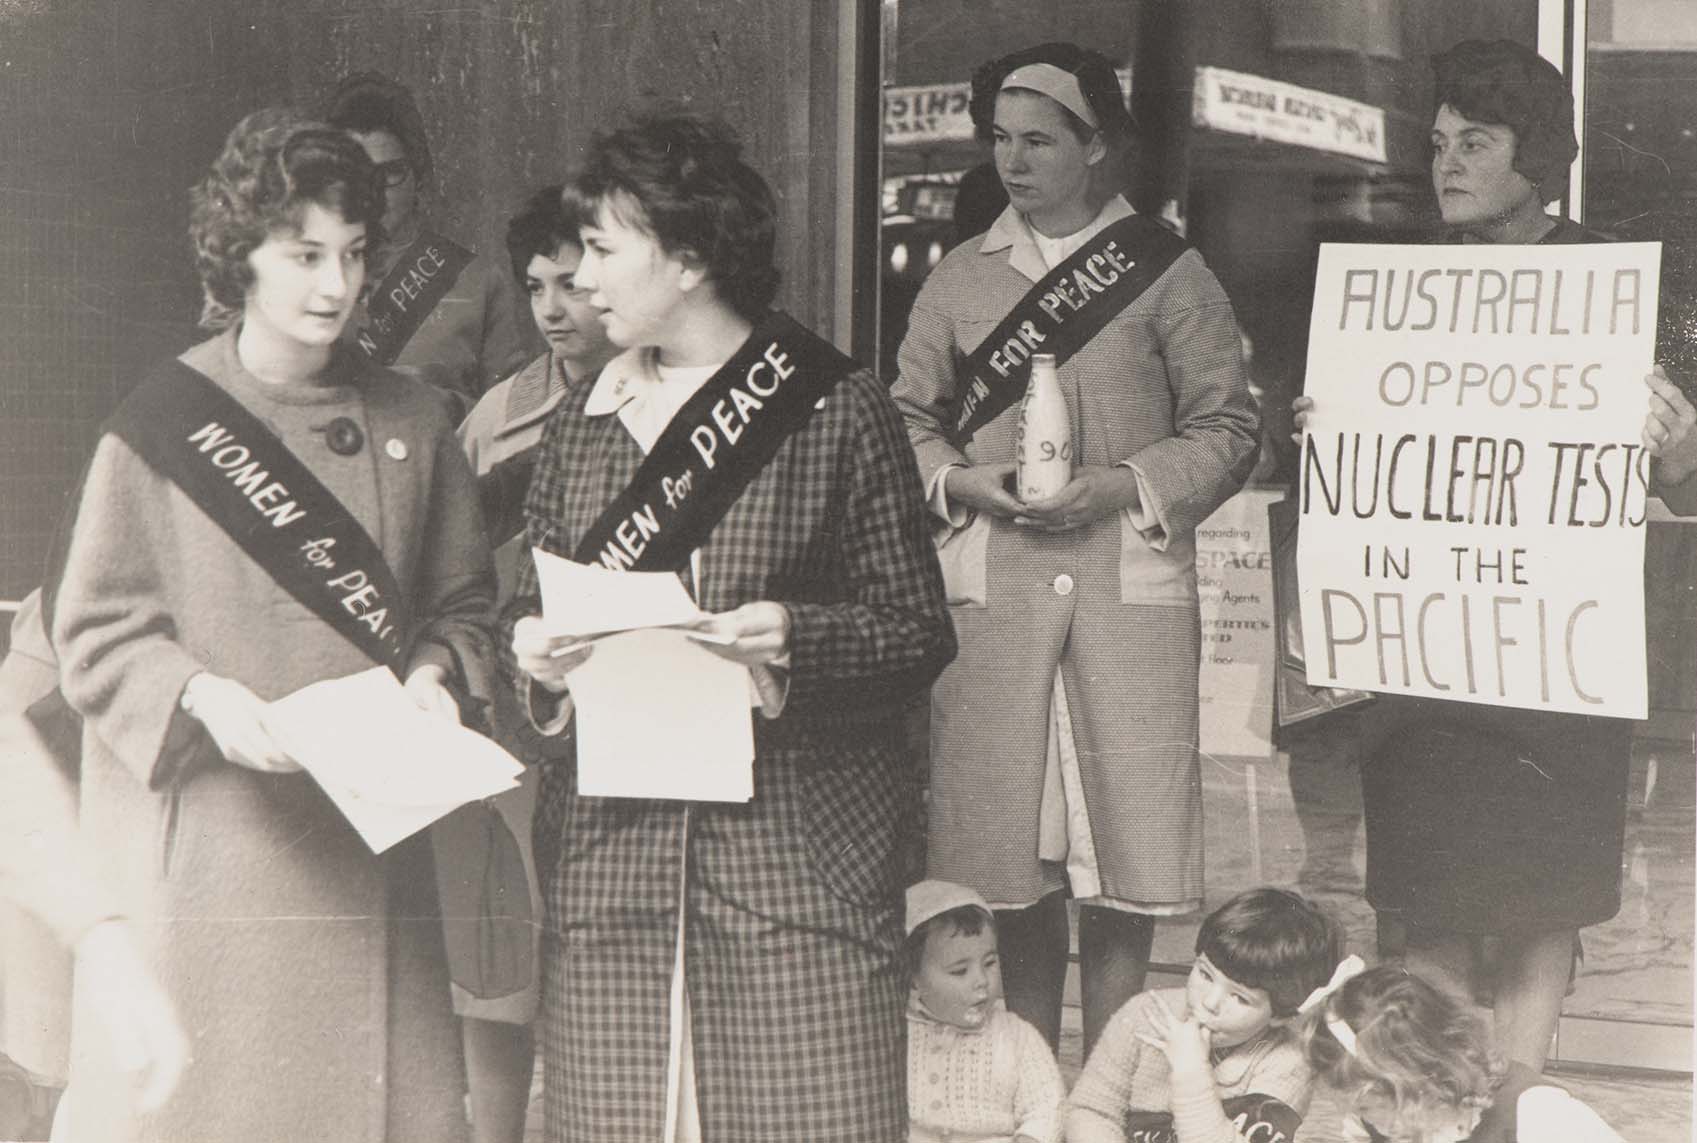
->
[1124,1093,1301,1143]
[350,230,476,366]
[566,311,853,572]
[105,360,412,673]
[954,213,1187,440]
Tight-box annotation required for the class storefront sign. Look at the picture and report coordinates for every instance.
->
[1197,487,1278,759]
[885,70,1132,148]
[884,81,973,146]
[1296,242,1661,717]
[1193,66,1386,163]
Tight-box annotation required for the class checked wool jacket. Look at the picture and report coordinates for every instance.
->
[506,337,955,1143]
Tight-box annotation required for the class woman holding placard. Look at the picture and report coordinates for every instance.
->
[506,113,953,1142]
[1292,39,1697,1071]
[890,41,1259,1055]
[49,109,496,1141]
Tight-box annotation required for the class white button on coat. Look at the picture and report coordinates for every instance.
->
[385,438,409,461]
[1053,573,1074,596]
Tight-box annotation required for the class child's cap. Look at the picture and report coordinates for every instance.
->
[905,880,991,937]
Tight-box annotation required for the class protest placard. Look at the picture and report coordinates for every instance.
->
[1297,241,1661,718]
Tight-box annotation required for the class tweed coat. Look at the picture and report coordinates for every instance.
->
[50,331,496,1143]
[891,199,1258,909]
[508,336,955,1143]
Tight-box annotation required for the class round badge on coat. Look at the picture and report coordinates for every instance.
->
[324,417,364,456]
[385,438,409,461]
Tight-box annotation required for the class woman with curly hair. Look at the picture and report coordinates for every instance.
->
[506,111,954,1142]
[49,107,495,1141]
[1303,965,1620,1141]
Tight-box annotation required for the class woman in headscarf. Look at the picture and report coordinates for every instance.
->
[890,42,1259,1055]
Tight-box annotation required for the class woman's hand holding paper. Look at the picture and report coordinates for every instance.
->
[1644,366,1697,485]
[686,601,791,667]
[181,672,301,773]
[512,613,596,694]
[404,663,462,723]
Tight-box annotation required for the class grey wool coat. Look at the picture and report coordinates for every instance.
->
[892,199,1259,909]
[50,331,497,1143]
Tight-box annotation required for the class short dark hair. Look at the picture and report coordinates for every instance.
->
[902,904,994,978]
[968,42,1135,146]
[504,184,585,282]
[188,108,381,331]
[322,71,434,188]
[1432,39,1578,202]
[1195,888,1339,1018]
[564,111,780,321]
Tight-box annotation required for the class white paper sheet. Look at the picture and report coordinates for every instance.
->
[566,628,754,802]
[531,547,705,637]
[267,668,524,853]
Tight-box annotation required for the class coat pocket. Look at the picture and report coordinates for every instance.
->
[1118,520,1198,605]
[800,755,911,908]
[934,513,991,608]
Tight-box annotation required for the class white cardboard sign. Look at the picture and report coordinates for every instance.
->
[1297,241,1660,718]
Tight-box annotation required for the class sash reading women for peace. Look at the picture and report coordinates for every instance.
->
[953,214,1187,440]
[1296,241,1661,718]
[569,310,853,572]
[103,360,412,674]
[350,230,475,365]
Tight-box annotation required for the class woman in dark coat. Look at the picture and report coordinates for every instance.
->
[507,114,954,1142]
[1295,39,1697,1071]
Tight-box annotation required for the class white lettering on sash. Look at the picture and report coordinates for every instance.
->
[325,570,392,637]
[386,244,451,313]
[190,423,235,453]
[187,421,307,527]
[595,503,661,570]
[691,340,799,468]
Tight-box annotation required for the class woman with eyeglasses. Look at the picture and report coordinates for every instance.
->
[324,73,533,420]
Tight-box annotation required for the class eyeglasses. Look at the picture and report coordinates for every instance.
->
[373,159,414,189]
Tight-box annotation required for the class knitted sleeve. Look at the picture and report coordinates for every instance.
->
[1009,1015,1066,1143]
[1066,992,1154,1135]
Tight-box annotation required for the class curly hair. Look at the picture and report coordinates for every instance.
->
[504,184,586,282]
[1303,965,1506,1138]
[967,41,1136,147]
[322,71,434,188]
[563,111,780,322]
[1195,888,1340,1018]
[188,108,382,331]
[1432,39,1578,202]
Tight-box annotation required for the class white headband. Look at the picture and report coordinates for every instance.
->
[1298,954,1366,1056]
[1000,62,1099,130]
